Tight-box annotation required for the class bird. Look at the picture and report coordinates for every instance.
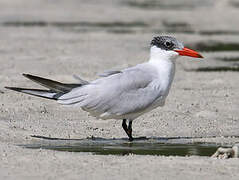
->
[5,36,203,141]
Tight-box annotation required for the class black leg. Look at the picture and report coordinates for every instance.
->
[122,119,128,133]
[122,119,133,141]
[128,120,133,140]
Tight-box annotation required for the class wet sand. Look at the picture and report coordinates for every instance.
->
[0,0,239,179]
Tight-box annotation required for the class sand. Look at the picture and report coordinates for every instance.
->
[0,0,239,179]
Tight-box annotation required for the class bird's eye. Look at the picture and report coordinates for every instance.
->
[164,41,172,48]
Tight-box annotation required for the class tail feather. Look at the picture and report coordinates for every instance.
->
[5,74,85,100]
[5,87,62,100]
[23,74,81,93]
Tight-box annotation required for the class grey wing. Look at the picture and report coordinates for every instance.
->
[57,65,161,117]
[97,70,122,77]
[107,83,162,116]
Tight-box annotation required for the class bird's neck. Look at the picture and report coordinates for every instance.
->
[149,56,175,82]
[149,46,178,63]
[148,47,177,93]
[148,47,177,73]
[149,48,176,70]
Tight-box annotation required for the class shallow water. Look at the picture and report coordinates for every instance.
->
[3,21,147,28]
[188,42,239,52]
[21,137,220,156]
[2,21,147,34]
[216,57,239,62]
[193,66,239,72]
[124,0,214,10]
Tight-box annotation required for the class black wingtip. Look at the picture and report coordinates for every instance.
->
[22,74,47,82]
[22,73,31,78]
[5,86,13,90]
[5,86,22,92]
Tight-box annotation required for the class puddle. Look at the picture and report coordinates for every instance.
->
[157,21,239,35]
[3,21,48,27]
[107,29,135,34]
[155,22,239,35]
[216,57,239,62]
[188,41,239,52]
[125,1,194,10]
[20,137,220,156]
[192,66,239,72]
[124,0,213,10]
[3,21,147,28]
[2,21,147,34]
[153,29,194,34]
[154,29,239,35]
[199,31,239,35]
[3,21,239,36]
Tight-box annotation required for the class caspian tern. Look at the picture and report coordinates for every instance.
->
[5,36,203,141]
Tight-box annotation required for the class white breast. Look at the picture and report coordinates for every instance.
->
[148,46,177,107]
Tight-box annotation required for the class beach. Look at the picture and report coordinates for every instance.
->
[0,0,239,179]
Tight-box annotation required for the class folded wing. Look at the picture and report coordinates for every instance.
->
[58,64,162,118]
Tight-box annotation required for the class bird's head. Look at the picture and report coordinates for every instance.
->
[150,36,203,62]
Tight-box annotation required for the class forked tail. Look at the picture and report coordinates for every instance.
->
[5,74,84,100]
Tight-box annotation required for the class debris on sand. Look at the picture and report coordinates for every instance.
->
[211,144,239,159]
